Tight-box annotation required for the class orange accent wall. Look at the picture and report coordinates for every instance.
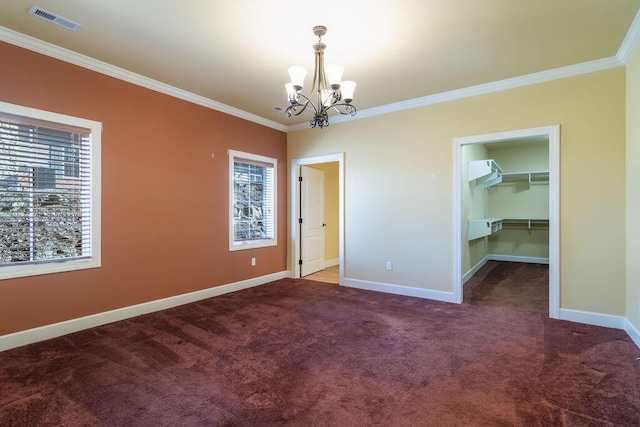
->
[0,42,287,336]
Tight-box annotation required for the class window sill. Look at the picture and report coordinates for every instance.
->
[229,239,277,252]
[0,258,101,280]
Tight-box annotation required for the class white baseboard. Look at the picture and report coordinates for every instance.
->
[624,319,640,348]
[463,256,489,284]
[463,254,549,284]
[558,308,626,330]
[5,270,637,353]
[487,254,550,264]
[325,258,339,268]
[559,309,640,349]
[342,277,456,303]
[0,271,288,352]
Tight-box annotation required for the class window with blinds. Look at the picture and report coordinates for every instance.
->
[228,150,277,251]
[0,102,101,279]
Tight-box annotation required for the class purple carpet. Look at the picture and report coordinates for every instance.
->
[1,277,639,426]
[464,261,550,312]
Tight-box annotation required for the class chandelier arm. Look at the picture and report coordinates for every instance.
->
[285,105,304,118]
[285,91,320,118]
[291,92,318,112]
[330,103,357,116]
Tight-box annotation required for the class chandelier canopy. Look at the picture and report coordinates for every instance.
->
[285,26,357,128]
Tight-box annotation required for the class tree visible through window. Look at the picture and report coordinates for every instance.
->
[0,103,100,279]
[229,150,277,251]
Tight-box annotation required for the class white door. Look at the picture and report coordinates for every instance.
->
[300,165,325,276]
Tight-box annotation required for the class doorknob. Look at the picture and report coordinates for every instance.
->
[322,223,326,227]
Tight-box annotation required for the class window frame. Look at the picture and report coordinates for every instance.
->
[0,101,101,280]
[228,149,277,251]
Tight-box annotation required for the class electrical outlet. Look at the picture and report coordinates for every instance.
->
[251,257,256,266]
[386,261,393,271]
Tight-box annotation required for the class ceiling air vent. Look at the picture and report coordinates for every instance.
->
[28,6,81,31]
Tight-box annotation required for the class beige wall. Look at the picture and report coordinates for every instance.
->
[288,67,626,316]
[307,163,340,262]
[489,143,549,171]
[488,228,549,259]
[627,45,640,331]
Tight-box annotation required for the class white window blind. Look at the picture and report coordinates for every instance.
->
[229,150,277,251]
[0,112,93,267]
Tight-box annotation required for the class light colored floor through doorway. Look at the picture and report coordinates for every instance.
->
[304,265,339,284]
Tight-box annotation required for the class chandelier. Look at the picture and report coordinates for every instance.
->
[285,25,357,128]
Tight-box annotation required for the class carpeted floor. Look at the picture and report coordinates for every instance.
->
[1,277,639,426]
[464,261,549,312]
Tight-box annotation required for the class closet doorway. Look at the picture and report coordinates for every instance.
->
[453,126,559,318]
[290,153,344,284]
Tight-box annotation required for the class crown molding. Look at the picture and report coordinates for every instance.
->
[0,26,288,132]
[287,56,623,132]
[618,9,640,64]
[0,25,627,135]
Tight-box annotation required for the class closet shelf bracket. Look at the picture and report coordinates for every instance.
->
[468,159,503,188]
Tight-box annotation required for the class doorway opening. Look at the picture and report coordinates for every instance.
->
[290,153,344,285]
[453,126,559,318]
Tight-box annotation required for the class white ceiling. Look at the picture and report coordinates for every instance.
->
[0,1,639,130]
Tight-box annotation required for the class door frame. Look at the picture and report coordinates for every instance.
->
[453,125,560,318]
[290,153,344,282]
